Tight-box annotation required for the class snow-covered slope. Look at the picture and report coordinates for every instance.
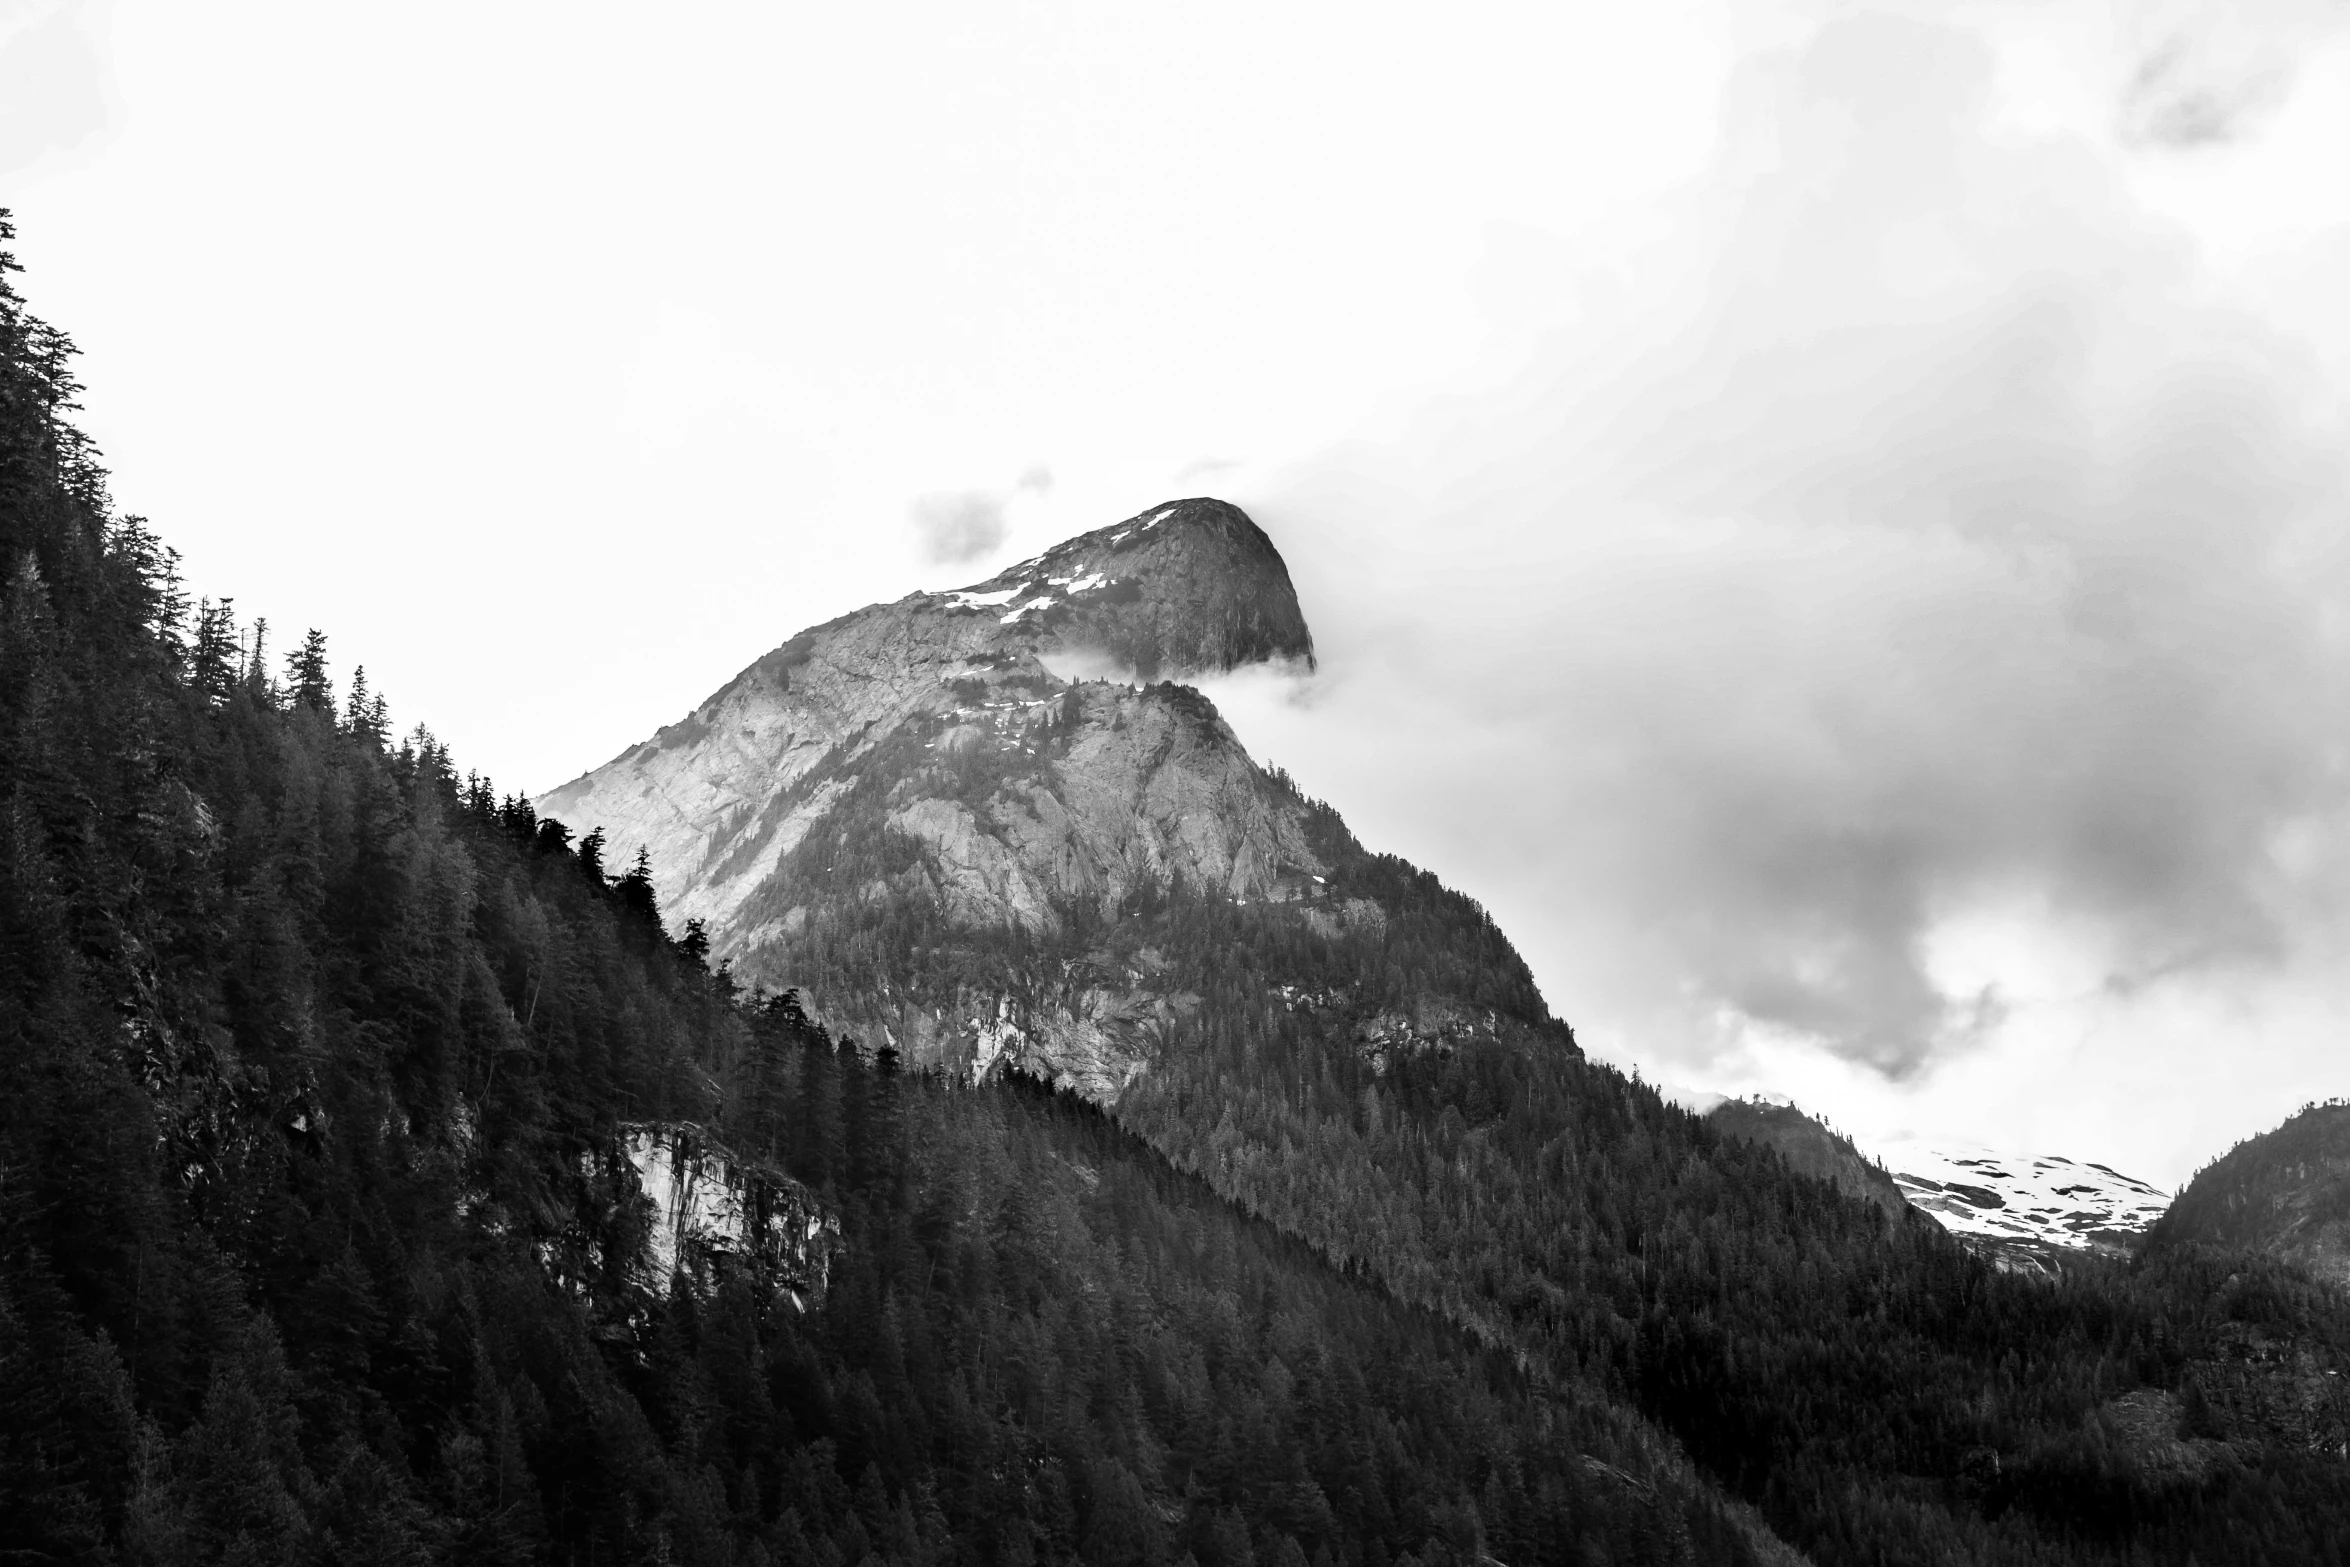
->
[1872,1138,2171,1262]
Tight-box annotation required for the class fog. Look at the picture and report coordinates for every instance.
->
[1205,8,2350,1182]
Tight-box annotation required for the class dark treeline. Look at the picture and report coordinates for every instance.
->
[0,217,1769,1564]
[2150,1100,2350,1260]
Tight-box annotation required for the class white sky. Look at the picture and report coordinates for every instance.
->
[9,0,2350,1185]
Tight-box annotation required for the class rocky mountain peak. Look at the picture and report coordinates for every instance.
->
[534,499,1319,949]
[926,496,1315,680]
[532,496,1561,1100]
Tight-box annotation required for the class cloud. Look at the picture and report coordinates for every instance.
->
[910,489,1011,566]
[1241,9,2350,1091]
[0,1,116,178]
[910,466,1054,567]
[2116,0,2348,147]
[1175,455,1244,484]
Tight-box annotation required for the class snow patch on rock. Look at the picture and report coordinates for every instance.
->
[941,585,1026,609]
[1874,1138,2169,1257]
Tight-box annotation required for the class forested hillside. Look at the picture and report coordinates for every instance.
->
[2151,1102,2350,1288]
[11,212,2350,1567]
[721,692,2350,1561]
[0,216,1779,1565]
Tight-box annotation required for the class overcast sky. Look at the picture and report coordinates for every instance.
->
[9,0,2350,1184]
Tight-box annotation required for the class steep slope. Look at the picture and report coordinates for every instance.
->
[30,206,2350,1566]
[0,248,1775,1565]
[2150,1101,2350,1287]
[540,499,1559,1098]
[537,498,1312,945]
[533,491,2350,1565]
[1705,1099,1910,1222]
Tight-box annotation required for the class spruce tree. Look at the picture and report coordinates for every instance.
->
[617,846,661,929]
[190,598,238,703]
[284,628,332,713]
[579,825,608,887]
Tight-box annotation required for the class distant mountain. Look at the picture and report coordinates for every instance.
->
[1700,1102,2173,1271]
[1874,1140,2171,1272]
[1704,1099,1909,1221]
[2151,1101,2350,1287]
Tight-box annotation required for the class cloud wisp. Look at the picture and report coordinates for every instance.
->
[0,0,116,178]
[1237,11,2350,1107]
[910,467,1053,567]
[2117,0,2348,147]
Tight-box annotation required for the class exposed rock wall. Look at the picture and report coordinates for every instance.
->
[615,1122,839,1307]
[531,500,1383,1100]
[534,500,1317,947]
[535,498,1569,1106]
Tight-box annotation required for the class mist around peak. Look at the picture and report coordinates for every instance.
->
[1225,7,2350,1182]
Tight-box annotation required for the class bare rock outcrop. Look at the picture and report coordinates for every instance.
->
[618,1123,838,1307]
[533,497,1566,1102]
[535,500,1315,945]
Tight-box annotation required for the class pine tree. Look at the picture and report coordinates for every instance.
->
[343,664,373,737]
[579,825,608,887]
[343,665,387,746]
[616,846,661,929]
[285,628,332,713]
[190,598,239,703]
[242,615,270,701]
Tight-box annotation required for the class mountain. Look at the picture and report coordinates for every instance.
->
[19,210,2350,1566]
[2151,1101,2350,1288]
[534,493,2350,1564]
[539,498,1554,1101]
[537,497,1313,947]
[1699,1103,2174,1271]
[0,253,1766,1561]
[1877,1139,2172,1271]
[1703,1099,1909,1222]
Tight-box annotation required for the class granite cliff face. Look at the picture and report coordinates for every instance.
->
[535,499,1558,1098]
[616,1123,839,1308]
[536,499,1312,945]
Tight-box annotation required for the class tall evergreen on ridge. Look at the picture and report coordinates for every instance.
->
[285,627,333,713]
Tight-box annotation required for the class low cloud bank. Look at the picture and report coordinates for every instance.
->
[1219,10,2350,1168]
